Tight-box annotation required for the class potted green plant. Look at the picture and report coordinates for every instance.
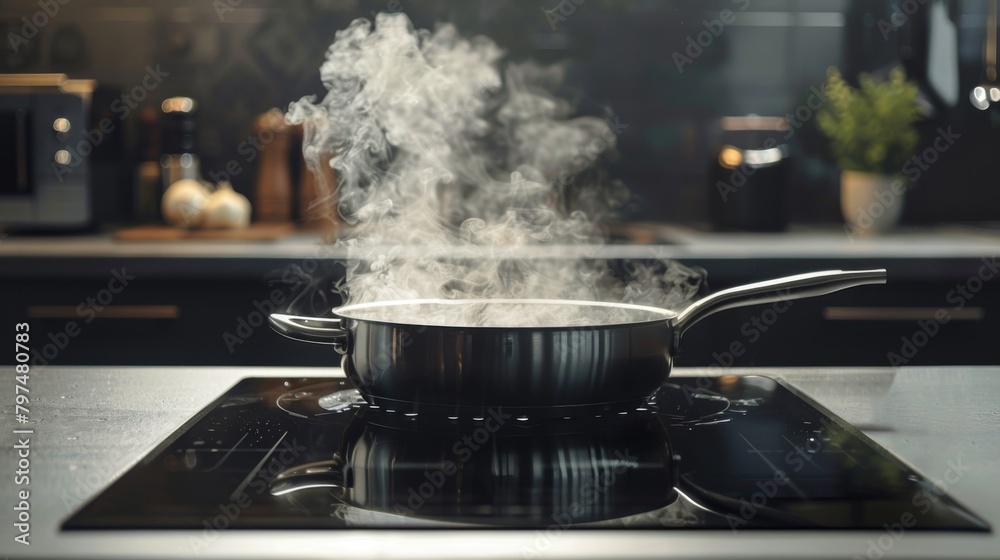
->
[817,66,922,234]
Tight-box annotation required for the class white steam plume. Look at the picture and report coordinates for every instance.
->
[287,13,701,326]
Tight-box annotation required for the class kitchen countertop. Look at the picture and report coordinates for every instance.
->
[1,366,997,559]
[2,225,999,279]
[2,225,1000,259]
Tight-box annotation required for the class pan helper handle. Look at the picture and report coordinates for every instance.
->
[269,313,348,353]
[670,269,887,352]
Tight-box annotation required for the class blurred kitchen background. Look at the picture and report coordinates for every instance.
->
[1,0,998,368]
[3,0,998,224]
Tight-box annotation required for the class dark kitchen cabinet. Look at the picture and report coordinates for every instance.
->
[2,241,997,367]
[674,258,999,367]
[0,263,340,367]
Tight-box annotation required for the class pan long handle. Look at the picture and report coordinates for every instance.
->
[671,269,887,351]
[269,313,348,352]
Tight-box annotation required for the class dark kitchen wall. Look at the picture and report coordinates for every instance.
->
[2,0,997,225]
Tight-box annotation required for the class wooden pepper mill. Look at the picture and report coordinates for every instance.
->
[253,109,293,223]
[298,153,338,231]
[291,121,338,232]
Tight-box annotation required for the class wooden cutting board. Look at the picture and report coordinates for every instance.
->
[114,223,296,241]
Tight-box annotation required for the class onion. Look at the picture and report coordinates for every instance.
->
[201,181,251,229]
[161,179,209,228]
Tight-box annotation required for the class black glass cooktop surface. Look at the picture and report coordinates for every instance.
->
[63,376,989,532]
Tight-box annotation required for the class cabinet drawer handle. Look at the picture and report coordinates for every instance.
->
[27,305,180,319]
[823,307,984,321]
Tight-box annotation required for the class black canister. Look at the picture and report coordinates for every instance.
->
[159,97,200,190]
[707,117,790,232]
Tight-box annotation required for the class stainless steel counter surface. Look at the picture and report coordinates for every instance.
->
[2,225,999,260]
[1,366,997,559]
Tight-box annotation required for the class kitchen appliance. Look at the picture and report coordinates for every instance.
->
[707,116,790,232]
[0,73,94,229]
[268,269,886,414]
[63,374,989,531]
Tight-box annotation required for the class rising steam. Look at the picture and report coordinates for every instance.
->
[287,13,701,326]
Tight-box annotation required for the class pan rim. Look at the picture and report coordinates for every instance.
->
[332,298,678,329]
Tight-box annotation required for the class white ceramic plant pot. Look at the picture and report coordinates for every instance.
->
[840,170,905,234]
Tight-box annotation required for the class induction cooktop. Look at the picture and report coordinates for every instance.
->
[63,375,989,532]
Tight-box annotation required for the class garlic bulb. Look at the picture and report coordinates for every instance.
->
[162,179,210,227]
[201,181,251,229]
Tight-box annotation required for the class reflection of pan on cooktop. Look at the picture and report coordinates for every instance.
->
[270,411,678,526]
[276,380,735,431]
